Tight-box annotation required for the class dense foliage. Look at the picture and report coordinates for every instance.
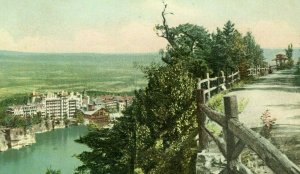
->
[285,44,294,68]
[76,117,134,174]
[0,114,42,129]
[155,4,265,79]
[0,94,28,115]
[74,109,85,124]
[131,63,197,173]
[0,94,43,128]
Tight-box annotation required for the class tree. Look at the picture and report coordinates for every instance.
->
[75,116,135,174]
[155,4,265,80]
[285,43,293,59]
[32,112,43,124]
[211,21,247,78]
[210,23,266,79]
[131,63,198,173]
[285,43,294,68]
[241,32,264,77]
[155,3,212,77]
[74,109,84,124]
[63,113,70,125]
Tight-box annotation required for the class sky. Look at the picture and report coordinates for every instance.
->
[0,0,299,53]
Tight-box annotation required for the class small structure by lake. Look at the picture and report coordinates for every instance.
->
[273,53,288,67]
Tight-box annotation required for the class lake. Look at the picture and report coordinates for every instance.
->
[0,125,89,174]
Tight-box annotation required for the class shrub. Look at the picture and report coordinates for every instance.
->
[45,167,61,174]
[259,109,276,138]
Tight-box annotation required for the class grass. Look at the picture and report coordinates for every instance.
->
[0,52,161,101]
[294,65,300,75]
[207,91,228,113]
[206,82,249,136]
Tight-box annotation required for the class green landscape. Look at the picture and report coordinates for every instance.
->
[0,51,160,101]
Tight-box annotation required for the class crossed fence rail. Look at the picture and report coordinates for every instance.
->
[195,87,300,174]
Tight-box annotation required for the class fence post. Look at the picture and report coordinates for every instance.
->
[197,78,201,90]
[217,73,220,93]
[224,95,239,173]
[206,73,210,99]
[221,71,226,89]
[231,72,234,86]
[196,89,207,152]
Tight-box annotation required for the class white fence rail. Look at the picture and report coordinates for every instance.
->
[198,70,240,99]
[247,66,276,76]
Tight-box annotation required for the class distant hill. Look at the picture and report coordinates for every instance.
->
[0,48,299,62]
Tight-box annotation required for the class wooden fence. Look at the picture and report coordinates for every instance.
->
[198,70,240,99]
[247,66,277,76]
[196,90,300,174]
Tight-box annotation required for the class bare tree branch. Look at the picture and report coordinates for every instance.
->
[160,2,178,50]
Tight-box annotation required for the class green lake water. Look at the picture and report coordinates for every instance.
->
[0,125,89,174]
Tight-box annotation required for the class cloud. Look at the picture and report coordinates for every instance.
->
[0,19,297,53]
[0,30,17,50]
[0,22,167,53]
[238,20,299,48]
[72,22,167,53]
[1,1,298,53]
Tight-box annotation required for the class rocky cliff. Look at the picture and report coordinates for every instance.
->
[0,129,8,151]
[0,120,68,152]
[7,128,36,149]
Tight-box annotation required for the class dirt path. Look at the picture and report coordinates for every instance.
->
[228,68,300,166]
[228,68,300,128]
[197,68,300,173]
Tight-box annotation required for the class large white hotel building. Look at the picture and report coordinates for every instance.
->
[7,91,83,118]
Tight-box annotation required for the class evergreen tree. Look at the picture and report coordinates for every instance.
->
[210,21,244,79]
[132,63,198,173]
[75,116,135,174]
[285,44,293,59]
[155,4,212,78]
[285,43,294,68]
[242,32,264,77]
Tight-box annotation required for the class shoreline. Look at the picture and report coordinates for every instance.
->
[0,120,72,152]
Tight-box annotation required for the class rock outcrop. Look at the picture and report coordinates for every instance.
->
[196,150,225,174]
[32,120,50,133]
[0,119,68,152]
[7,128,35,149]
[0,129,8,151]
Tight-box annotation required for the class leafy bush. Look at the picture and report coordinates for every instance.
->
[45,167,61,174]
[208,91,248,114]
[206,122,222,137]
[238,98,249,114]
[207,91,228,113]
[74,110,84,124]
